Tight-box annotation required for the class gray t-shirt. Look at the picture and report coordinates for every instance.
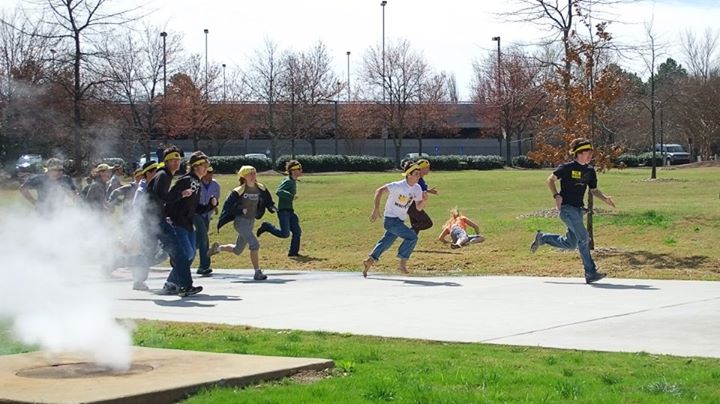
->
[239,185,260,219]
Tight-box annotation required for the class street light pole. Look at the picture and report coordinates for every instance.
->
[160,32,167,95]
[222,63,226,102]
[492,36,507,165]
[204,28,209,99]
[381,1,387,104]
[346,51,351,102]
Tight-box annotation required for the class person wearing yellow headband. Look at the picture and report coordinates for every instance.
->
[530,138,616,284]
[256,159,304,258]
[212,165,277,281]
[161,151,218,297]
[362,160,428,277]
[193,165,221,276]
[407,158,437,235]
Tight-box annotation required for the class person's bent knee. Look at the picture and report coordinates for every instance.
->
[248,239,260,251]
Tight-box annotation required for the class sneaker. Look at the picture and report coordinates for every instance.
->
[196,267,213,276]
[208,242,220,257]
[132,282,149,291]
[178,285,203,297]
[585,272,607,284]
[256,223,269,237]
[160,282,179,295]
[253,270,268,281]
[530,231,543,253]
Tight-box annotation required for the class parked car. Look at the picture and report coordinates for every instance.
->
[244,153,271,161]
[15,154,44,176]
[654,144,691,166]
[404,152,430,160]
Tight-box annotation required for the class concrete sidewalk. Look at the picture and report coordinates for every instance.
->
[110,268,720,359]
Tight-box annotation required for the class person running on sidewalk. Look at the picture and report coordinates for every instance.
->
[407,158,437,234]
[438,208,485,249]
[529,138,616,284]
[194,166,221,276]
[212,165,276,281]
[362,161,428,277]
[19,158,77,213]
[163,151,217,297]
[256,160,303,257]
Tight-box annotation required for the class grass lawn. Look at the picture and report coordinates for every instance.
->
[5,320,719,402]
[2,167,719,279]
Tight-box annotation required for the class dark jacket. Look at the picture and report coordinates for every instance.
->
[146,167,175,221]
[216,182,276,231]
[165,172,215,231]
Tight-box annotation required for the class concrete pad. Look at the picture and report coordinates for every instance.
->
[109,269,720,358]
[0,347,333,404]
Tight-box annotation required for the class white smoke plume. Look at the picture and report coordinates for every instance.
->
[0,189,139,371]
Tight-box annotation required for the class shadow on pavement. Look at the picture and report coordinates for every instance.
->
[231,278,297,285]
[544,281,659,290]
[371,277,462,287]
[120,294,242,308]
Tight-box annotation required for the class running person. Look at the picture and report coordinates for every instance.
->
[194,166,221,276]
[212,165,276,280]
[163,151,218,297]
[256,160,303,257]
[438,208,485,249]
[362,161,428,277]
[19,158,77,212]
[529,138,616,284]
[407,158,437,234]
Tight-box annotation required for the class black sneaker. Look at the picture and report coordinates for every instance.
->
[178,285,203,297]
[585,272,607,284]
[256,223,269,237]
[530,231,543,253]
[253,270,268,281]
[196,268,213,276]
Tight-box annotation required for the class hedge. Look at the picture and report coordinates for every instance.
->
[207,155,273,174]
[275,155,395,172]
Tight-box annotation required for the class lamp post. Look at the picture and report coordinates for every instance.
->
[321,98,340,155]
[160,32,167,95]
[381,1,387,104]
[346,51,351,102]
[204,28,209,99]
[492,36,507,165]
[222,63,226,102]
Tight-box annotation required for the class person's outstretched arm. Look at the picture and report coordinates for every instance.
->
[369,186,388,222]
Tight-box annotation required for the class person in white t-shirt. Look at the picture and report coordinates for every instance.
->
[362,161,428,277]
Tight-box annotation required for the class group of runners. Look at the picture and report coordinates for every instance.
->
[18,137,614,297]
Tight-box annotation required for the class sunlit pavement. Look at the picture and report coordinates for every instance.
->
[109,268,720,358]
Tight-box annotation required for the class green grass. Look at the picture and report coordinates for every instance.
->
[4,320,719,402]
[3,167,719,279]
[101,321,720,402]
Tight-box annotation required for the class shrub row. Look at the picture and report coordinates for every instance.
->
[275,155,395,173]
[206,156,274,174]
[615,153,664,168]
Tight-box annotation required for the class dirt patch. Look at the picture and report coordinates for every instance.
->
[289,368,334,384]
[517,208,614,219]
[664,160,720,169]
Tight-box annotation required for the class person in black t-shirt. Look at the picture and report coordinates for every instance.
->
[529,138,616,284]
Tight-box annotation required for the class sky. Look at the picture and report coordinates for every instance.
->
[10,0,720,100]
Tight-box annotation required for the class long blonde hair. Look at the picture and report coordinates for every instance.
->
[443,207,462,228]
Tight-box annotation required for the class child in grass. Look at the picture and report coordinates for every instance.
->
[438,208,485,249]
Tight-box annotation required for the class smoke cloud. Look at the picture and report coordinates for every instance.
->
[0,191,136,371]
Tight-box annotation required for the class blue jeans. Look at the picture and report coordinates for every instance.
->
[540,205,597,277]
[166,226,196,288]
[266,209,302,255]
[369,217,418,261]
[194,214,211,270]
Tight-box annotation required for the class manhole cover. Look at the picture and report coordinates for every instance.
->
[16,363,153,379]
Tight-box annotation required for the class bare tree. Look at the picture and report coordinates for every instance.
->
[243,38,284,161]
[446,73,459,103]
[18,0,142,172]
[681,28,720,82]
[362,39,436,163]
[97,24,182,161]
